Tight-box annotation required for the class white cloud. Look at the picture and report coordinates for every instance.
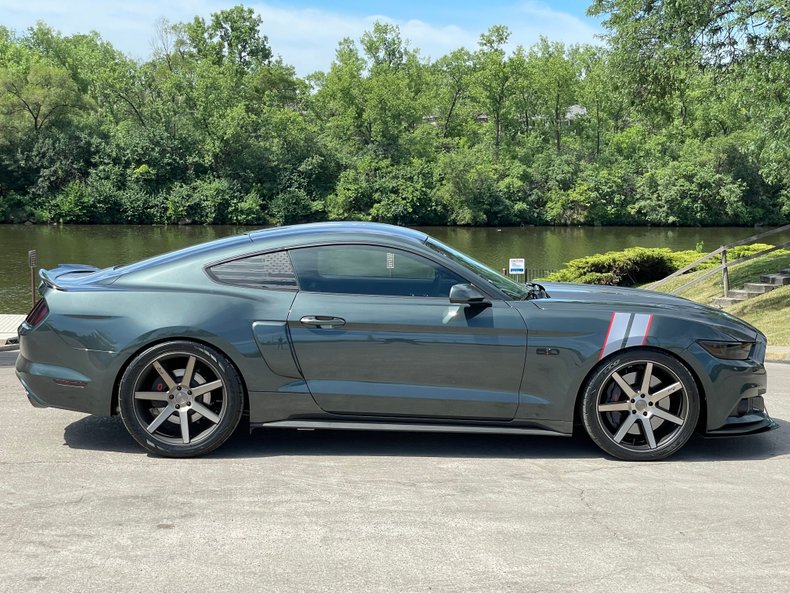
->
[508,1,603,47]
[252,1,602,74]
[249,4,479,74]
[0,0,602,73]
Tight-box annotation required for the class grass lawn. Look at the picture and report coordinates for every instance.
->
[650,251,790,346]
[728,285,790,345]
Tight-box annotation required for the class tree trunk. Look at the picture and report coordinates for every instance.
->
[595,101,601,157]
[554,91,561,153]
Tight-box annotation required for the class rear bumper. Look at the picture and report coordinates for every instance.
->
[17,374,49,408]
[15,353,109,415]
[15,317,119,417]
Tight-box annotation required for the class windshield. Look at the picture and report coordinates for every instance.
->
[425,238,531,300]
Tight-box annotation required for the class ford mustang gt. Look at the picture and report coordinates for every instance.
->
[16,222,777,459]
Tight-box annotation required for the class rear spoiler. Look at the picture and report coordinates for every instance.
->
[40,264,102,291]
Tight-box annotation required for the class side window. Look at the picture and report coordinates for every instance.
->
[288,245,465,297]
[208,251,298,289]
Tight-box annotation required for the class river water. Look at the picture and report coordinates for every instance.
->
[1,224,787,314]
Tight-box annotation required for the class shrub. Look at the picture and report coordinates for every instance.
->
[228,190,264,225]
[547,247,707,286]
[40,181,92,223]
[546,244,783,286]
[0,191,34,222]
[269,187,313,225]
[164,178,242,224]
[117,185,163,224]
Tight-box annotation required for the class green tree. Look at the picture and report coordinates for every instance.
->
[529,38,577,153]
[472,26,513,161]
[185,5,271,72]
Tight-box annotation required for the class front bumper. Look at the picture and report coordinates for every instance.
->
[704,396,779,436]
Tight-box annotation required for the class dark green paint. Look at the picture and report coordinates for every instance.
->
[15,222,776,439]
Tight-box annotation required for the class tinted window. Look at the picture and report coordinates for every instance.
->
[208,251,297,289]
[425,238,530,300]
[289,245,465,297]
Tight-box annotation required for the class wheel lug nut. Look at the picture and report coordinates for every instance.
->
[177,385,182,390]
[649,402,653,406]
[187,402,191,406]
[632,410,637,414]
[187,390,192,395]
[168,395,174,400]
[643,411,648,416]
[630,399,635,403]
[175,404,180,409]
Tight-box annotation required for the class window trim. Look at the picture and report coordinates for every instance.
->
[203,239,510,302]
[287,243,470,299]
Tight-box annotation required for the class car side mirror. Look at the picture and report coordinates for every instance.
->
[449,283,490,306]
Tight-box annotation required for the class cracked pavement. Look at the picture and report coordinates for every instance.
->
[1,351,789,593]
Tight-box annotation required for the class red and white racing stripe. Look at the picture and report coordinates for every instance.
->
[599,312,653,360]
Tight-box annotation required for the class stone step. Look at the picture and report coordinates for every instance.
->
[725,290,754,300]
[759,273,790,285]
[743,283,778,294]
[712,297,742,308]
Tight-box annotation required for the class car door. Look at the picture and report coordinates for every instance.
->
[286,244,527,420]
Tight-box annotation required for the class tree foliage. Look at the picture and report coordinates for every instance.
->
[0,4,787,226]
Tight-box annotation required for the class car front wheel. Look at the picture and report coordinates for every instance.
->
[118,341,244,457]
[581,350,700,461]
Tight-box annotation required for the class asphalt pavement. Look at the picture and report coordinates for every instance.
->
[1,351,788,593]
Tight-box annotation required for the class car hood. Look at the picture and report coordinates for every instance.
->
[533,282,763,340]
[538,282,704,308]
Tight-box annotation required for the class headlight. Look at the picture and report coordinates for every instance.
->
[698,340,754,360]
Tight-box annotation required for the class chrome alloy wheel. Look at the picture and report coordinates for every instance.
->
[131,352,227,446]
[595,360,690,452]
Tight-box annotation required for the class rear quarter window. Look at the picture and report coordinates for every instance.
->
[207,251,298,289]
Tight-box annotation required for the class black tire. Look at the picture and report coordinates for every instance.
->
[118,341,244,457]
[581,350,700,461]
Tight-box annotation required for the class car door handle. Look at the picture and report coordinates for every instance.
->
[300,315,346,328]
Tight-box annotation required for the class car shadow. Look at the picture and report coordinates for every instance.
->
[63,415,144,455]
[63,414,790,462]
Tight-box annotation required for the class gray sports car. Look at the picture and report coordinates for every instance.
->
[15,222,776,459]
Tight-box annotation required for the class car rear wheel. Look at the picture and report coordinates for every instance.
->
[581,350,700,461]
[119,341,244,457]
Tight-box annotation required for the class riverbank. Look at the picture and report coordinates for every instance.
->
[649,251,790,347]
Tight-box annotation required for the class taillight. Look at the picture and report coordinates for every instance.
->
[26,299,49,327]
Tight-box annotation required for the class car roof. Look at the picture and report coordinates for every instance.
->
[95,223,429,283]
[247,222,428,246]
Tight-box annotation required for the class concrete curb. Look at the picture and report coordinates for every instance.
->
[0,339,19,352]
[0,315,25,352]
[766,347,790,365]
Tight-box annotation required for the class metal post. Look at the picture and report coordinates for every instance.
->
[28,250,37,309]
[721,248,729,297]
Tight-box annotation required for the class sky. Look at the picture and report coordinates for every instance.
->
[0,1,604,75]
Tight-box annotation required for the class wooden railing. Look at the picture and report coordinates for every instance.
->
[646,223,790,296]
